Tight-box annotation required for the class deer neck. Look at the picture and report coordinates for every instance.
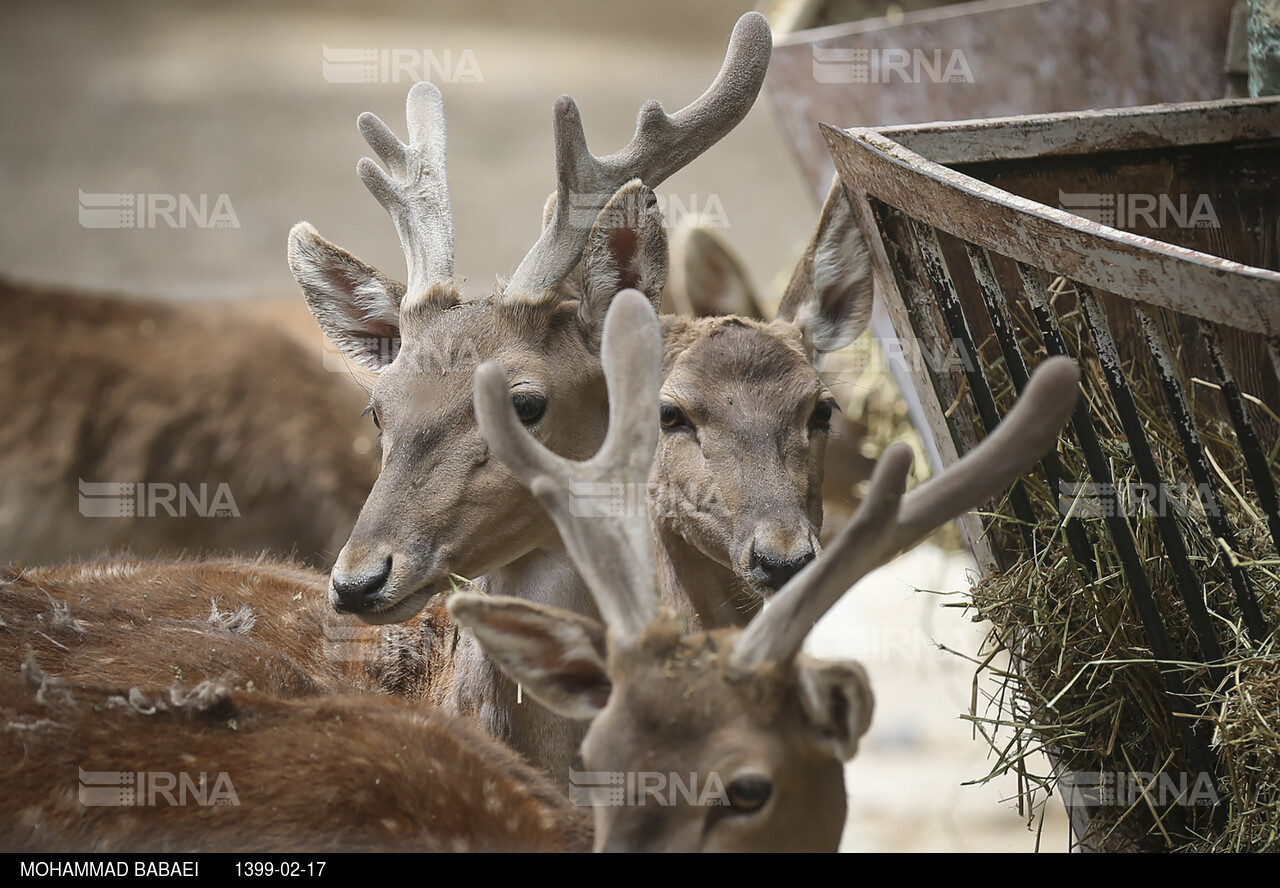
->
[444,542,593,790]
[653,522,761,630]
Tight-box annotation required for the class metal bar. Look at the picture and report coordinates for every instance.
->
[1016,262,1222,806]
[1200,323,1280,559]
[964,243,1098,580]
[1076,288,1227,685]
[1138,308,1270,645]
[879,206,984,463]
[910,219,1037,554]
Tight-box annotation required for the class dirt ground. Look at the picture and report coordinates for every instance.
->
[1,0,1071,852]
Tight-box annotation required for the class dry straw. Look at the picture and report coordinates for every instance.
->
[959,278,1279,852]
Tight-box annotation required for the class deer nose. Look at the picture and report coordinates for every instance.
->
[747,543,815,591]
[330,556,393,613]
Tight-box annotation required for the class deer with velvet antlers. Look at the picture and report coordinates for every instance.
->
[1,291,1077,852]
[451,289,1080,851]
[286,11,875,783]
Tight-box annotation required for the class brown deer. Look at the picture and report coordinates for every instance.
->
[454,289,1081,851]
[0,278,376,569]
[663,187,883,551]
[0,293,1076,853]
[286,12,774,780]
[1,669,589,852]
[0,561,585,851]
[649,183,875,627]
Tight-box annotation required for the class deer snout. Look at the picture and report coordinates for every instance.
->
[747,533,816,591]
[330,553,393,613]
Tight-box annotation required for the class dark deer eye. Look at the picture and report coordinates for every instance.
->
[810,398,836,433]
[726,774,772,813]
[511,392,547,426]
[660,403,690,431]
[361,403,382,430]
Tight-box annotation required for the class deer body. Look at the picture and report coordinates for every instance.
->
[1,671,588,852]
[0,279,375,569]
[0,559,586,852]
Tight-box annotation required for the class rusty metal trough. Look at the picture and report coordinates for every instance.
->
[824,95,1280,845]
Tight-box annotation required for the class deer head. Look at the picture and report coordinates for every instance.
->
[652,183,875,624]
[452,289,1080,851]
[287,13,772,624]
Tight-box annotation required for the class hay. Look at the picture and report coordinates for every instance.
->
[959,279,1280,852]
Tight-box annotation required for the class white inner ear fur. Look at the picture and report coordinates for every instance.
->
[796,657,875,762]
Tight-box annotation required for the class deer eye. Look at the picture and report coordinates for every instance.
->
[810,398,836,433]
[660,403,691,431]
[511,392,547,426]
[725,773,772,813]
[361,403,382,431]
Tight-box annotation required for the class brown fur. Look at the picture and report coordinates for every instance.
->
[0,670,589,852]
[0,559,588,852]
[0,278,377,568]
[0,558,463,705]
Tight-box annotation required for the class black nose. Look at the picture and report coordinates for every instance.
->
[330,556,393,613]
[748,545,815,591]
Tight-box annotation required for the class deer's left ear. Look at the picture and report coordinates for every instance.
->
[579,180,668,341]
[774,183,873,362]
[448,593,612,720]
[795,656,874,761]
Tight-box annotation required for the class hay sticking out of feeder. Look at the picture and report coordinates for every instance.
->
[961,279,1280,852]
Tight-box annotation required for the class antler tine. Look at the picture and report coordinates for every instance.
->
[504,11,772,299]
[474,289,663,640]
[731,356,1082,671]
[356,81,454,305]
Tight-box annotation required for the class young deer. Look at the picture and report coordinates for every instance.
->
[454,290,1080,851]
[0,279,376,568]
[649,183,875,626]
[664,190,883,549]
[287,13,773,779]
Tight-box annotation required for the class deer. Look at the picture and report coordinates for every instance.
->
[0,277,377,569]
[0,560,586,852]
[663,190,883,549]
[1,668,590,852]
[0,292,1077,853]
[452,289,1081,851]
[285,12,777,782]
[648,183,876,627]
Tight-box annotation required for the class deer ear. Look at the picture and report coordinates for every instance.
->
[774,184,873,362]
[288,222,406,372]
[579,181,668,339]
[667,221,765,319]
[795,656,874,762]
[447,593,612,720]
